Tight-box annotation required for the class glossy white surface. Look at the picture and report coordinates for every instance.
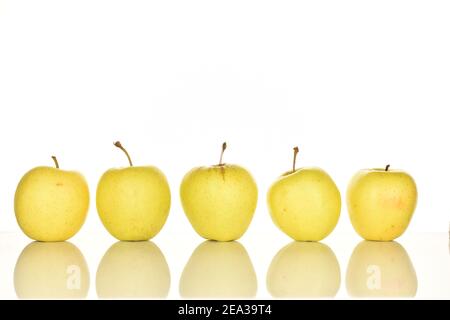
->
[1,231,449,299]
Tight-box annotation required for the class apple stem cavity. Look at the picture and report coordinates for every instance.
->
[292,146,299,173]
[114,141,133,167]
[385,164,390,171]
[51,156,59,169]
[218,142,227,166]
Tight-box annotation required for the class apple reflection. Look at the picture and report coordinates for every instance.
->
[14,242,90,299]
[179,241,257,298]
[267,242,341,298]
[96,241,170,299]
[346,241,417,297]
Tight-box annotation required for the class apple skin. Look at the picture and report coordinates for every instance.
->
[14,167,90,242]
[96,166,171,241]
[179,241,257,298]
[346,241,417,297]
[14,242,90,299]
[267,167,341,241]
[180,164,258,241]
[267,242,341,297]
[347,169,418,241]
[96,241,170,299]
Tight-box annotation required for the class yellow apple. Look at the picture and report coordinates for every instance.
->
[347,165,418,241]
[96,241,170,299]
[14,242,90,299]
[14,156,89,242]
[96,141,171,241]
[346,241,417,297]
[180,143,258,241]
[267,242,341,297]
[267,147,341,241]
[179,241,257,298]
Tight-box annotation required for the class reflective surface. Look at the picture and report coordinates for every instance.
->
[346,241,417,297]
[0,232,449,299]
[267,242,340,298]
[179,241,257,298]
[96,241,170,299]
[14,242,90,299]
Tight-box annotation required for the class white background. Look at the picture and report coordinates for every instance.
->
[0,0,450,299]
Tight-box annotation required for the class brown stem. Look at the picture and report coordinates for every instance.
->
[218,142,227,166]
[385,164,390,171]
[51,156,59,169]
[292,146,299,173]
[114,141,133,166]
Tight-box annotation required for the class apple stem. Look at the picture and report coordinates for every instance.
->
[114,141,133,167]
[292,146,299,173]
[385,164,390,171]
[51,156,59,169]
[219,142,227,166]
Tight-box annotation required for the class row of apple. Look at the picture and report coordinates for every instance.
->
[14,142,418,243]
[14,240,417,299]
